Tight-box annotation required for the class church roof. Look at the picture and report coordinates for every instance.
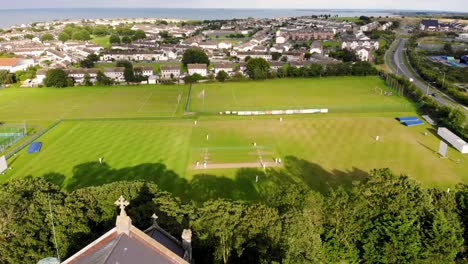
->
[62,196,190,264]
[144,225,185,258]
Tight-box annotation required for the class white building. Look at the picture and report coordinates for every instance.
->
[213,63,234,75]
[310,41,323,55]
[104,67,125,82]
[160,65,181,79]
[68,68,99,84]
[0,58,37,73]
[217,42,232,50]
[357,48,370,62]
[187,64,207,77]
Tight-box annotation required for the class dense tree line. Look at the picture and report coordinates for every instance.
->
[245,58,377,80]
[58,24,146,44]
[1,168,467,263]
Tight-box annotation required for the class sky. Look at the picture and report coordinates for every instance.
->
[0,0,467,12]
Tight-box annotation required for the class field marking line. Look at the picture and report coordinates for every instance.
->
[138,90,155,113]
[231,86,238,106]
[191,162,282,170]
[59,92,94,119]
[172,89,184,117]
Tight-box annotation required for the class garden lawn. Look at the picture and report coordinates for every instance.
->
[190,77,413,113]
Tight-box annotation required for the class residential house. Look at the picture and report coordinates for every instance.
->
[104,67,125,82]
[213,62,234,75]
[137,66,154,77]
[67,68,100,84]
[0,58,36,73]
[35,69,47,85]
[357,48,371,62]
[187,64,207,77]
[217,41,232,50]
[252,46,268,53]
[420,19,439,31]
[283,51,305,62]
[310,41,323,55]
[269,61,285,71]
[160,65,181,79]
[342,40,379,50]
[102,51,168,62]
[198,41,218,50]
[236,52,272,61]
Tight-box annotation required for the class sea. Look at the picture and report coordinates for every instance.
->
[0,8,399,28]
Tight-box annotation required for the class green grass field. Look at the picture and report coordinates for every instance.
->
[0,77,466,200]
[2,115,466,196]
[0,85,186,123]
[190,77,413,113]
[91,35,111,48]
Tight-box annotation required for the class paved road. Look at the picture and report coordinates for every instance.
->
[389,38,468,114]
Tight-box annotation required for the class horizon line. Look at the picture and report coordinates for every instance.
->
[0,7,466,13]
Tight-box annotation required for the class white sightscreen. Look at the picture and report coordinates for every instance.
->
[0,156,7,174]
[438,141,448,158]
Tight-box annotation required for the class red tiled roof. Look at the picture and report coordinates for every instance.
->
[0,58,19,67]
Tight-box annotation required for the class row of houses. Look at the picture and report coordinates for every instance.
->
[276,29,336,44]
[420,19,468,32]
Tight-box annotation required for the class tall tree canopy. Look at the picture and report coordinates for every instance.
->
[181,49,210,67]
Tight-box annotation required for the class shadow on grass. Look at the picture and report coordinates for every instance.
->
[42,155,368,203]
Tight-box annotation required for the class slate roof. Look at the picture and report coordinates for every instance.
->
[421,19,439,27]
[62,227,188,264]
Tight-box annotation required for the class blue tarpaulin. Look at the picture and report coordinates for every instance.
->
[396,116,419,122]
[27,142,42,153]
[402,120,424,127]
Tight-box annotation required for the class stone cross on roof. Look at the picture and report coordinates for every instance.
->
[115,195,130,216]
[115,196,132,234]
[151,213,159,225]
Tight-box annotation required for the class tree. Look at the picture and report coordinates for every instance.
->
[92,25,110,36]
[246,58,270,80]
[96,71,113,86]
[43,69,70,87]
[216,70,229,82]
[24,34,34,40]
[109,35,121,44]
[83,74,93,86]
[443,43,453,54]
[0,177,70,263]
[40,33,54,42]
[193,200,281,264]
[282,192,325,263]
[183,73,202,84]
[116,60,134,83]
[271,52,282,61]
[87,53,100,63]
[121,36,132,44]
[58,32,70,43]
[80,59,94,68]
[133,29,146,41]
[181,49,210,67]
[71,29,91,41]
[244,56,251,62]
[0,70,16,84]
